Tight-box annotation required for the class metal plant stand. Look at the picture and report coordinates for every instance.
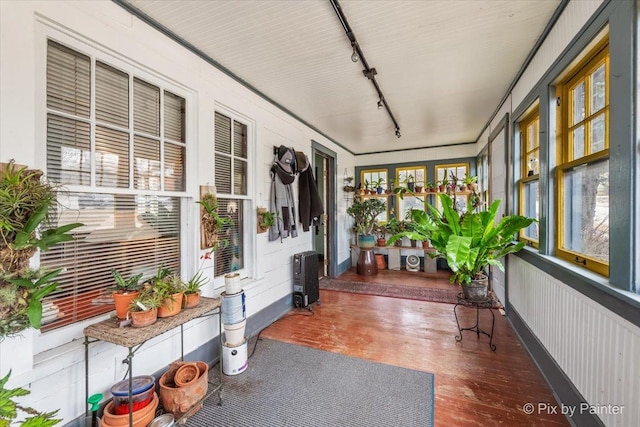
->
[83,297,223,426]
[453,292,496,351]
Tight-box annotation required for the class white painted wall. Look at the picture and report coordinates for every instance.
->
[509,257,640,427]
[0,1,354,423]
[512,0,604,108]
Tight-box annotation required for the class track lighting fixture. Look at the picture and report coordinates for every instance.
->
[331,0,401,140]
[351,43,359,62]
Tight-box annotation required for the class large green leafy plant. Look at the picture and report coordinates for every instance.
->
[0,162,82,337]
[389,193,535,286]
[0,370,61,426]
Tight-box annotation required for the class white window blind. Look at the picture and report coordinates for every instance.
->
[214,112,248,276]
[42,39,187,330]
[40,194,180,331]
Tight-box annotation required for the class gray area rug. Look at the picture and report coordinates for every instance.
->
[188,338,434,427]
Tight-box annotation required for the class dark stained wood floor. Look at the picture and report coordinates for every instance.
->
[261,272,569,426]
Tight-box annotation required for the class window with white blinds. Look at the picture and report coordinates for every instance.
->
[41,40,186,331]
[214,112,249,277]
[40,193,180,331]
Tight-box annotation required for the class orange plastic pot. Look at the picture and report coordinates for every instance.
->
[102,392,159,427]
[158,293,183,318]
[113,292,139,320]
[184,293,200,309]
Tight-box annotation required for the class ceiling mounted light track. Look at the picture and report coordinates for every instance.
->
[330,0,401,139]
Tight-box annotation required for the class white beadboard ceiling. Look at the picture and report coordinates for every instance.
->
[122,0,561,155]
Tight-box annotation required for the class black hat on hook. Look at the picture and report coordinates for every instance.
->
[272,145,296,184]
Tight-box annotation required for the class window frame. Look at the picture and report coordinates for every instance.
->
[35,32,192,350]
[556,41,610,277]
[213,107,252,282]
[360,168,388,193]
[434,163,469,187]
[518,105,540,247]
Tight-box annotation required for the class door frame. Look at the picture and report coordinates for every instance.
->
[311,140,337,277]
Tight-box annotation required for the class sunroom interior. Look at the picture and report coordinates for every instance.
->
[0,0,638,426]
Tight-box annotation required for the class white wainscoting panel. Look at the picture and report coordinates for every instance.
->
[508,256,639,426]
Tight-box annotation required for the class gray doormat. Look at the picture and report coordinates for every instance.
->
[187,338,434,426]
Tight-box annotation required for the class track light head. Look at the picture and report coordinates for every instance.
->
[395,128,401,138]
[377,99,383,110]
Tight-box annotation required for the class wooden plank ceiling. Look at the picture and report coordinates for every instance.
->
[123,0,561,154]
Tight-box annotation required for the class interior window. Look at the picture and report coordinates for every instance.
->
[41,40,186,331]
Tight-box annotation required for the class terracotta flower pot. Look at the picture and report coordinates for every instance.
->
[102,392,159,427]
[113,291,140,320]
[158,293,183,318]
[374,253,386,270]
[129,308,158,328]
[184,292,200,309]
[159,361,209,418]
[174,363,199,387]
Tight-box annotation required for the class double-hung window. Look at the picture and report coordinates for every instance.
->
[556,42,609,276]
[213,111,249,278]
[518,106,540,246]
[40,40,187,331]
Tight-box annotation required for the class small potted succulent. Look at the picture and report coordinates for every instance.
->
[151,267,185,318]
[128,287,162,328]
[183,271,208,309]
[110,269,144,320]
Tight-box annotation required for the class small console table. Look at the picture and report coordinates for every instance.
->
[453,293,496,351]
[83,297,223,425]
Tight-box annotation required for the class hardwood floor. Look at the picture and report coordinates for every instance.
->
[260,287,569,426]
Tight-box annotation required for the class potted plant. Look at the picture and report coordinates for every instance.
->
[343,176,355,193]
[183,271,208,309]
[463,175,478,191]
[197,193,233,251]
[373,222,387,247]
[257,209,278,233]
[346,198,386,248]
[0,370,61,426]
[109,269,144,320]
[414,181,424,193]
[439,170,449,192]
[372,178,385,194]
[388,193,536,301]
[426,182,437,193]
[128,287,162,328]
[0,161,83,336]
[385,216,406,247]
[150,267,185,318]
[404,174,415,192]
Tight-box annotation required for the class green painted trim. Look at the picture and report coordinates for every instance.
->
[336,257,351,276]
[507,305,605,427]
[312,141,338,277]
[111,0,355,156]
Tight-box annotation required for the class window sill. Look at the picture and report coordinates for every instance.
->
[514,247,640,328]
